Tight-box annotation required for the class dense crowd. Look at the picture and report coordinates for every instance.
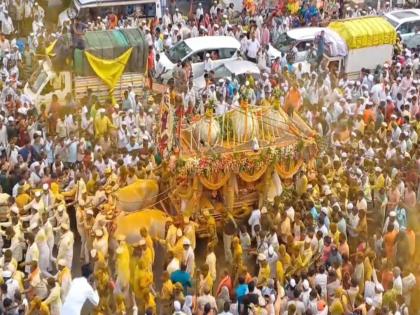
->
[0,0,418,315]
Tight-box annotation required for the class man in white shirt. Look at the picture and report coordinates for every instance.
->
[183,238,195,275]
[356,191,368,212]
[127,85,136,110]
[204,53,214,72]
[348,207,360,238]
[246,33,260,62]
[126,135,140,153]
[162,8,172,28]
[28,162,43,187]
[56,223,74,270]
[167,251,180,275]
[163,31,172,50]
[197,286,218,313]
[218,302,234,315]
[117,123,129,149]
[61,264,99,315]
[383,211,400,234]
[314,265,328,298]
[155,53,167,80]
[0,118,7,152]
[391,120,402,142]
[2,270,19,300]
[392,266,403,295]
[215,99,228,116]
[371,79,385,105]
[196,2,204,17]
[331,99,344,122]
[23,190,45,213]
[65,132,79,166]
[24,232,39,274]
[173,8,183,24]
[248,208,261,238]
[1,11,14,36]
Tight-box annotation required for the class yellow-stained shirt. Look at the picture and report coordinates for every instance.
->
[13,270,24,291]
[296,175,308,196]
[330,230,341,246]
[28,300,50,315]
[129,254,141,288]
[166,225,177,247]
[207,216,217,237]
[139,247,153,273]
[297,248,312,269]
[145,293,156,313]
[104,173,118,189]
[276,260,284,285]
[257,264,271,287]
[86,179,97,195]
[184,223,197,250]
[16,193,31,209]
[94,116,115,138]
[330,298,344,315]
[116,244,131,286]
[57,266,72,300]
[161,279,174,301]
[133,267,153,298]
[364,257,373,282]
[170,237,186,261]
[144,235,155,263]
[200,272,214,294]
[373,174,385,192]
[233,243,243,266]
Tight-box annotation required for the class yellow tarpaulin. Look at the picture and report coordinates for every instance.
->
[85,48,133,102]
[45,40,57,57]
[328,17,396,49]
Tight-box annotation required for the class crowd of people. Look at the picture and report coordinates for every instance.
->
[0,0,417,314]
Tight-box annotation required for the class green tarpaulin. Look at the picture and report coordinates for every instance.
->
[74,29,148,76]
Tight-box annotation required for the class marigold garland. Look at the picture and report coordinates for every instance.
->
[175,142,317,177]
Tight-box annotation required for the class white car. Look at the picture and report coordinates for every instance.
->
[158,36,241,83]
[404,32,420,49]
[384,9,420,41]
[267,44,312,75]
[272,27,324,62]
[193,60,260,91]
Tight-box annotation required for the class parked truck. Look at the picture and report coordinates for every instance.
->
[24,28,149,110]
[322,16,397,78]
[58,0,162,26]
[281,17,396,79]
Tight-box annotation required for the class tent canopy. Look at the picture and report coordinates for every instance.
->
[328,16,397,49]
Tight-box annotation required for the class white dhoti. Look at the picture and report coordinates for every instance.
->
[223,233,233,263]
[77,227,86,260]
[47,237,54,262]
[37,242,52,277]
[50,302,62,315]
[57,246,73,269]
[62,252,73,270]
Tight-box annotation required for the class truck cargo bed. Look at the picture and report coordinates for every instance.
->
[345,44,393,77]
[74,72,146,104]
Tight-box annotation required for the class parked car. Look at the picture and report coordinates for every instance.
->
[404,32,420,49]
[193,60,260,92]
[272,27,325,63]
[158,36,241,83]
[384,9,420,41]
